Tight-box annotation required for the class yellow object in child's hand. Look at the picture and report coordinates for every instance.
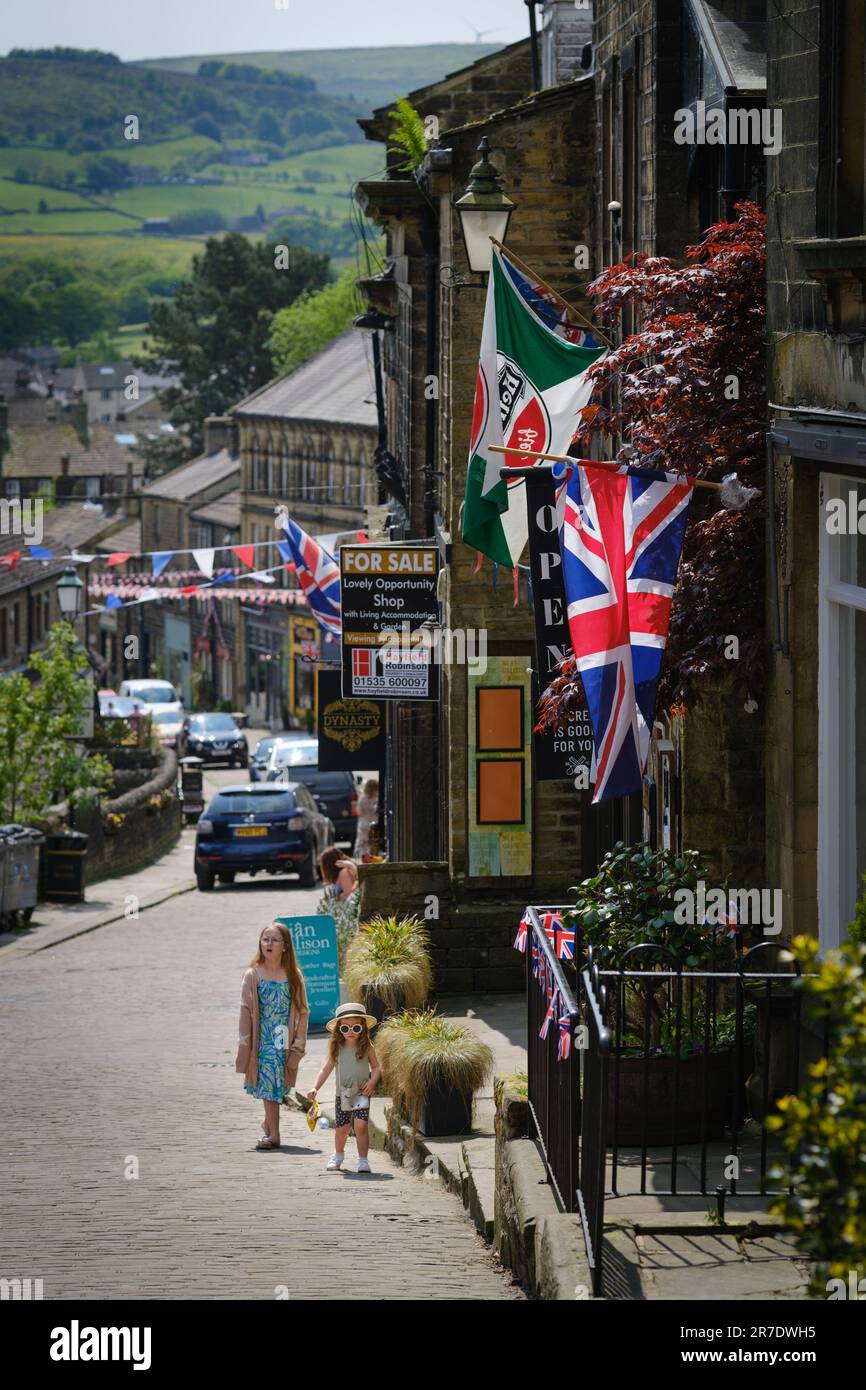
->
[305,1098,321,1132]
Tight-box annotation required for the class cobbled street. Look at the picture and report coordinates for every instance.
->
[0,763,522,1301]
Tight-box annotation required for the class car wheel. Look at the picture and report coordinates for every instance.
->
[218,871,236,884]
[196,867,214,892]
[298,848,317,888]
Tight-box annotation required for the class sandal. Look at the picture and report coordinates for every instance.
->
[257,1129,278,1150]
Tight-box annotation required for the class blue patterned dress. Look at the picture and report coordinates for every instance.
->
[244,977,291,1103]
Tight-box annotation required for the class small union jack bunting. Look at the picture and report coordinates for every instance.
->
[531,938,539,978]
[539,910,562,945]
[513,916,528,954]
[539,989,559,1040]
[555,923,576,961]
[558,1013,572,1061]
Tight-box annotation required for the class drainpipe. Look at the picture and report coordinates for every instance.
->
[525,0,541,93]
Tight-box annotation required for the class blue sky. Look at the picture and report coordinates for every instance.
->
[4,0,528,62]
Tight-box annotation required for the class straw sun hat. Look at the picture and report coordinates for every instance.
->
[325,1001,378,1033]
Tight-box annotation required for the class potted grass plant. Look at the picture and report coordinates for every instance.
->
[377,1007,494,1137]
[343,914,431,1023]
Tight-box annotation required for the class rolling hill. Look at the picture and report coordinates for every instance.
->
[136,43,501,111]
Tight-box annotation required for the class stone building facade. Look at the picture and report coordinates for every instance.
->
[357,41,609,991]
[764,0,866,948]
[233,331,377,728]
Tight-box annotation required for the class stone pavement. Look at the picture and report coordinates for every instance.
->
[0,869,523,1301]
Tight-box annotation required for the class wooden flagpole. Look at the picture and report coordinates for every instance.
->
[489,444,725,492]
[489,237,615,350]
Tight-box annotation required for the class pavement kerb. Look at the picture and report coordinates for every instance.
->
[0,878,197,964]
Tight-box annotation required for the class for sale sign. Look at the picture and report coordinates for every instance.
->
[339,544,440,702]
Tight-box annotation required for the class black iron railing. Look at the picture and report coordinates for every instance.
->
[523,905,580,1213]
[523,909,825,1297]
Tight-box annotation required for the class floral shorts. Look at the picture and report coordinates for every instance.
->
[335,1097,370,1128]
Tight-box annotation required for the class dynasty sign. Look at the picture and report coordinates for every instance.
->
[339,544,440,702]
[317,668,386,772]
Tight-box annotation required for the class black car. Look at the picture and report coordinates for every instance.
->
[194,784,334,891]
[249,735,279,783]
[185,713,248,768]
[273,767,358,844]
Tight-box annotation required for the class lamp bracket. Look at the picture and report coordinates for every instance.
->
[439,263,488,291]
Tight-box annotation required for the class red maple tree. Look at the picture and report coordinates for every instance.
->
[538,200,767,727]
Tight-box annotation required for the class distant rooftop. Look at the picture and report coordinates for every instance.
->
[190,489,241,530]
[141,449,239,501]
[234,331,377,429]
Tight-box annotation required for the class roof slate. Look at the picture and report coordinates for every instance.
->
[233,330,377,428]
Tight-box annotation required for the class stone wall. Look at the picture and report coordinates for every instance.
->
[592,0,691,261]
[70,744,181,884]
[439,80,598,902]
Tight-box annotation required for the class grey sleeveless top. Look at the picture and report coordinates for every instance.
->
[336,1045,371,1108]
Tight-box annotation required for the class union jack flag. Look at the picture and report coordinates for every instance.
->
[280,516,342,637]
[558,1013,572,1061]
[539,989,559,1040]
[542,910,562,941]
[555,924,575,961]
[531,938,539,978]
[560,462,694,803]
[513,916,529,954]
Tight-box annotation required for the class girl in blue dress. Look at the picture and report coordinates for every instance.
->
[236,922,309,1150]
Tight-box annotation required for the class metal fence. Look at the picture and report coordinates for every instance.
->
[523,905,581,1213]
[523,908,825,1296]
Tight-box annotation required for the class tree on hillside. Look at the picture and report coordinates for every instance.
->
[139,233,330,458]
[269,266,361,374]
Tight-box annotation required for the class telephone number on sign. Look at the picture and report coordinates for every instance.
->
[352,674,430,694]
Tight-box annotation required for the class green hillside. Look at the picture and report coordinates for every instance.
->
[136,43,501,111]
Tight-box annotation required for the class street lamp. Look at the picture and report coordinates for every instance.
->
[453,137,515,278]
[56,564,84,622]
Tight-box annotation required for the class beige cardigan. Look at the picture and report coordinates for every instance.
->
[235,967,310,1091]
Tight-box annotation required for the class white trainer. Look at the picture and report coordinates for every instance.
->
[326,1152,344,1171]
[357,1156,371,1174]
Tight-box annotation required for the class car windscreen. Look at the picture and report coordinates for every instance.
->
[189,714,237,732]
[131,686,176,703]
[152,710,180,724]
[285,770,349,793]
[253,738,277,759]
[210,792,295,816]
[274,744,318,764]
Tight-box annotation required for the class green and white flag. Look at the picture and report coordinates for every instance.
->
[462,246,606,569]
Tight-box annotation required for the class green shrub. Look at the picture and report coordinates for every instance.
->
[766,934,866,1298]
[344,914,430,1011]
[567,841,738,970]
[377,1007,493,1129]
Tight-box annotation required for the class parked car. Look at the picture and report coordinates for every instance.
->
[194,783,334,891]
[118,678,183,718]
[263,737,319,782]
[151,708,188,752]
[272,766,358,844]
[185,712,248,768]
[249,731,311,782]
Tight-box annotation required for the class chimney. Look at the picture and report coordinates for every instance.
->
[60,453,70,476]
[203,415,239,457]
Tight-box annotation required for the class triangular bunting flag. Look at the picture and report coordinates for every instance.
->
[29,546,54,559]
[106,553,132,567]
[248,571,276,584]
[151,551,174,578]
[192,548,215,579]
[104,594,123,610]
[233,545,256,568]
[0,551,22,570]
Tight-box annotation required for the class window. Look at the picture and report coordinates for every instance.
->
[818,474,866,948]
[824,0,866,236]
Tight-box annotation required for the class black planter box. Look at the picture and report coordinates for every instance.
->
[416,1081,473,1138]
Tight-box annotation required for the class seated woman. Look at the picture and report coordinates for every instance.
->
[319,845,359,901]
